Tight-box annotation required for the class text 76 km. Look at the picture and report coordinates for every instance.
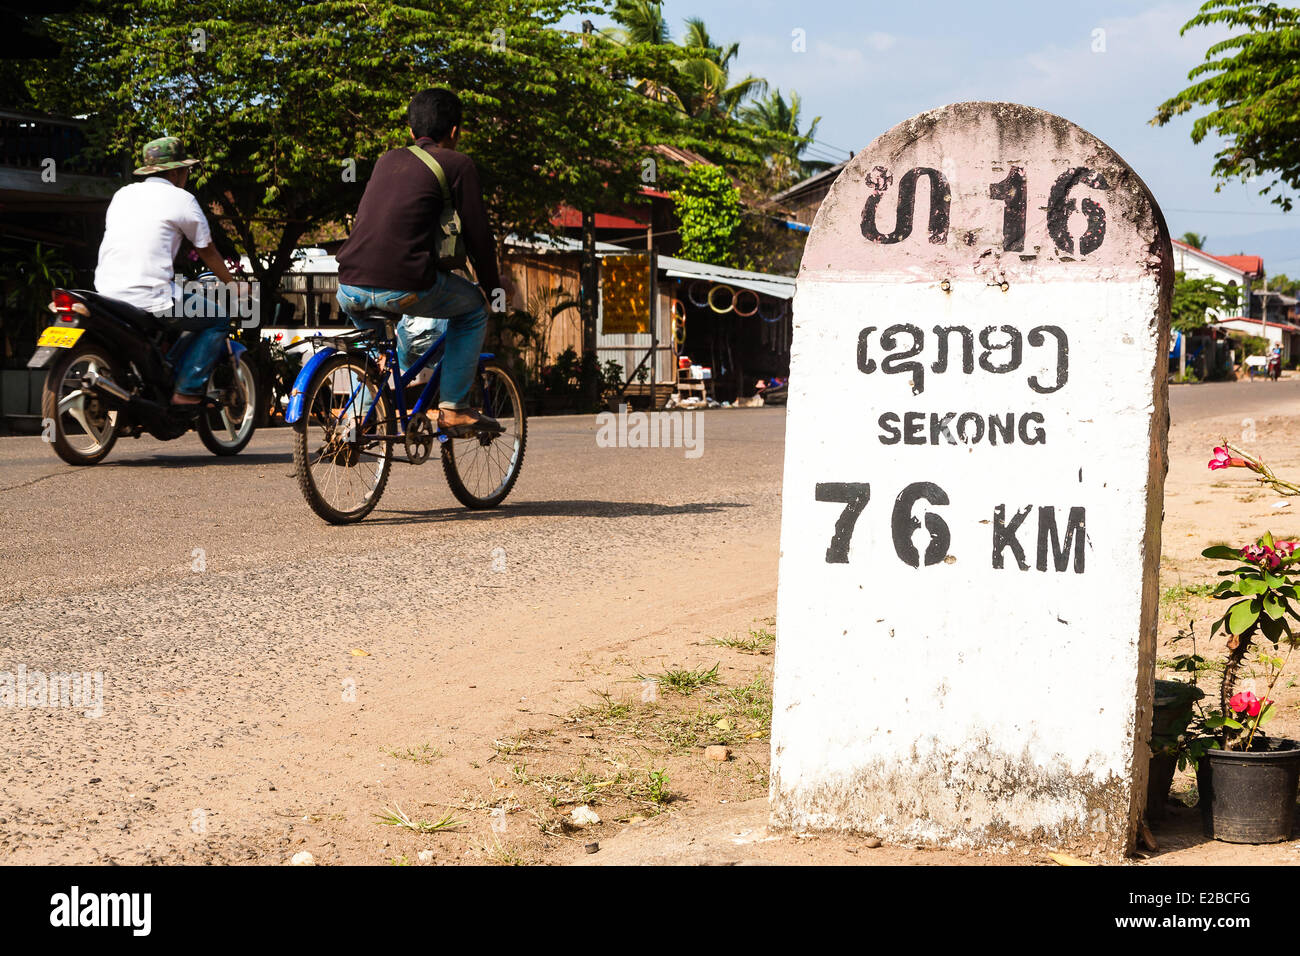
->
[816,480,1087,573]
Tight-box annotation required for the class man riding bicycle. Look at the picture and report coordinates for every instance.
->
[336,88,511,436]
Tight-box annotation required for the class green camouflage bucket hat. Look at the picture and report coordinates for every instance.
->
[133,136,202,176]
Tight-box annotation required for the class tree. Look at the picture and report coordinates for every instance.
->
[670,18,766,120]
[1267,273,1300,296]
[607,0,670,45]
[672,164,742,266]
[740,88,828,187]
[1181,231,1208,249]
[21,0,707,316]
[1171,270,1242,332]
[1153,0,1300,210]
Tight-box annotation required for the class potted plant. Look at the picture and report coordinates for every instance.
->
[1147,671,1204,822]
[1190,530,1300,842]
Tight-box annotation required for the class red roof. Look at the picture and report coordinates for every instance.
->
[1170,239,1264,277]
[549,207,647,230]
[1217,315,1300,334]
[1215,254,1264,276]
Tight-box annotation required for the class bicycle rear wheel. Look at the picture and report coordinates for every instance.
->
[440,360,526,509]
[292,353,393,523]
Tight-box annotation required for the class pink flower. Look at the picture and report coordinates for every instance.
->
[1229,691,1260,715]
[1277,541,1298,557]
[1206,447,1258,473]
[1229,692,1271,717]
[1240,544,1281,569]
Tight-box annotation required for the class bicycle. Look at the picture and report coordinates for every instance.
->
[287,308,526,523]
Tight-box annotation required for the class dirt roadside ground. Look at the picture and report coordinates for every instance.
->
[5,397,1300,866]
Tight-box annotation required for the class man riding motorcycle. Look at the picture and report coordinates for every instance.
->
[94,136,240,416]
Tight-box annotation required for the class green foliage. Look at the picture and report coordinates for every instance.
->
[673,165,742,266]
[1200,532,1300,750]
[531,345,606,413]
[1153,0,1300,210]
[1171,270,1241,332]
[740,88,828,187]
[601,6,806,178]
[1180,231,1207,249]
[1229,332,1270,359]
[0,242,74,358]
[21,0,720,303]
[1268,272,1300,296]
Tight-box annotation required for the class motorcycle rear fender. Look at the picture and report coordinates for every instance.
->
[285,346,337,425]
[26,314,85,369]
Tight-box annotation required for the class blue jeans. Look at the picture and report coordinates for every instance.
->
[336,273,487,409]
[162,292,229,396]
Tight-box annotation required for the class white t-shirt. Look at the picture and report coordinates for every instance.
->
[94,176,214,313]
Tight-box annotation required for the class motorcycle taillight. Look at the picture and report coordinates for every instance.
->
[51,290,77,311]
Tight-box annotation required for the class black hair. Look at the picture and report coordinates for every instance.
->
[407,88,462,141]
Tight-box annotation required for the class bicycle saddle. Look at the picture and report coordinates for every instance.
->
[348,307,399,338]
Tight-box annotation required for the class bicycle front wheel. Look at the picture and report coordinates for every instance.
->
[440,361,527,509]
[292,353,393,523]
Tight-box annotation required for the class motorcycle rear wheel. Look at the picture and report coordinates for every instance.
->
[41,343,121,466]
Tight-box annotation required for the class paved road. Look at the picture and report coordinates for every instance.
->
[0,409,786,863]
[1169,377,1300,423]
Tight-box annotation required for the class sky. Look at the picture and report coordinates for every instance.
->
[571,0,1300,278]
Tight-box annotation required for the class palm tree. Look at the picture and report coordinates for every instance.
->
[740,88,828,186]
[1181,231,1207,249]
[670,18,766,119]
[606,0,669,46]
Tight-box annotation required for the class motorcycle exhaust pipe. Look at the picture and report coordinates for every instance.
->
[83,368,132,404]
[83,369,169,425]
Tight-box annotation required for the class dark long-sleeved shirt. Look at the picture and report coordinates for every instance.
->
[337,136,500,293]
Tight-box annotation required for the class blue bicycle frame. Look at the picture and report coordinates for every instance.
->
[285,324,494,446]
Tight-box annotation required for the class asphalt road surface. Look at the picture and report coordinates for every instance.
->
[0,408,786,862]
[1168,376,1300,423]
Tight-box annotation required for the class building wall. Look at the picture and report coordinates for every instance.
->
[501,250,584,360]
[1172,245,1251,320]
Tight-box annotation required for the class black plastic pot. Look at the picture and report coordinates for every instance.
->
[1146,680,1200,822]
[1197,738,1300,843]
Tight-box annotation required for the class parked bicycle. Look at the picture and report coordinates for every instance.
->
[287,310,525,523]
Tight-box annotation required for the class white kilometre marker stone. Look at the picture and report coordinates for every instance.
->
[769,102,1171,860]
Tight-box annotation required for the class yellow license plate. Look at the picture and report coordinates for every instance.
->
[37,326,84,348]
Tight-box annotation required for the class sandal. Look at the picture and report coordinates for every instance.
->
[437,408,504,438]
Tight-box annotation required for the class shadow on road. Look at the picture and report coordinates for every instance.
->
[364,499,749,525]
[104,452,292,468]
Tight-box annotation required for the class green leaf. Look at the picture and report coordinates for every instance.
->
[1259,703,1278,726]
[1205,714,1226,729]
[1263,592,1286,620]
[1265,571,1286,589]
[1202,545,1243,560]
[1239,576,1268,595]
[1211,617,1225,637]
[1222,717,1244,730]
[1260,613,1285,643]
[1227,598,1261,634]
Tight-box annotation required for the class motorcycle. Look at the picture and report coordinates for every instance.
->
[26,285,260,465]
